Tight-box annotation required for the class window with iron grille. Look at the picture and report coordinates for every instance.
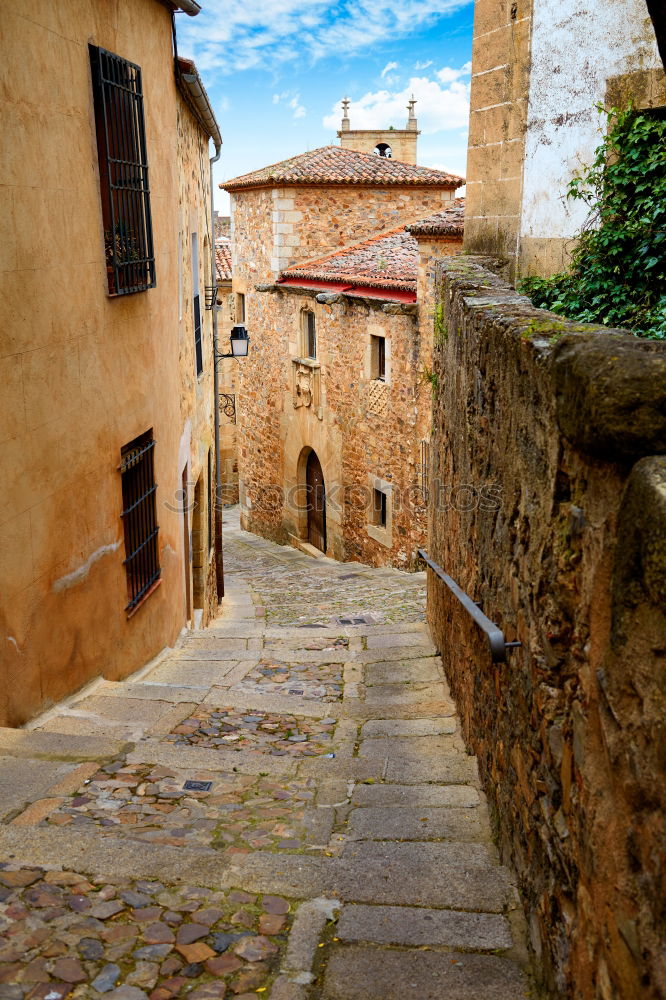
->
[120,431,160,612]
[90,45,156,296]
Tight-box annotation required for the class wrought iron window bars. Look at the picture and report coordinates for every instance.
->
[90,45,156,296]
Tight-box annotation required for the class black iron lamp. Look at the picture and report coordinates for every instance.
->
[216,323,250,361]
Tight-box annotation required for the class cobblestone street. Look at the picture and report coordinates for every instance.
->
[0,510,530,999]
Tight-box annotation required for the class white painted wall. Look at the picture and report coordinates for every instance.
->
[521,0,661,239]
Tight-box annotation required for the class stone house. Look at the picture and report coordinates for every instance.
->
[0,0,222,726]
[464,0,665,279]
[223,148,463,567]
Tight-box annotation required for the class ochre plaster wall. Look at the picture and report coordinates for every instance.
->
[0,0,218,725]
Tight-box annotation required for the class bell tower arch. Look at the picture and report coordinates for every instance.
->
[338,96,420,165]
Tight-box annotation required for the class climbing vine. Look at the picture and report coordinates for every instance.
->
[519,107,666,340]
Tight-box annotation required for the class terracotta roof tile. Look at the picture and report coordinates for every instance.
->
[215,237,232,283]
[280,228,419,292]
[223,146,464,191]
[405,199,465,236]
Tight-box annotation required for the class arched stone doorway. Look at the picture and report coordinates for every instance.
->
[306,450,327,552]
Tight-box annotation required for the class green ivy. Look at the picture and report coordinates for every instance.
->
[518,107,666,340]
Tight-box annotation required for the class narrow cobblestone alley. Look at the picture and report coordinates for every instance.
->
[0,509,530,1000]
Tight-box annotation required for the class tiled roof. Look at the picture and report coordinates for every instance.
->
[215,237,232,283]
[223,146,464,191]
[280,228,419,292]
[405,199,465,236]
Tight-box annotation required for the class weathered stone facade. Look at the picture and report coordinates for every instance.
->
[232,183,459,286]
[225,152,463,568]
[235,284,428,567]
[464,0,664,279]
[426,256,666,999]
[0,1,220,725]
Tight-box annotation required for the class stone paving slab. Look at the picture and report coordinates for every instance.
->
[347,806,487,842]
[356,646,438,664]
[364,658,443,684]
[362,683,444,705]
[0,758,82,821]
[358,735,466,758]
[322,946,528,999]
[143,660,248,687]
[0,729,131,762]
[340,840,496,868]
[351,783,480,808]
[69,696,192,727]
[337,699,458,721]
[365,631,434,649]
[337,903,513,950]
[384,754,480,784]
[226,854,516,911]
[101,683,214,703]
[360,718,456,738]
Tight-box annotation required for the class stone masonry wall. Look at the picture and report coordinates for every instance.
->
[230,184,458,284]
[236,284,428,569]
[426,257,666,998]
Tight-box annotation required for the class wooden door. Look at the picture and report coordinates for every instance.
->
[306,451,327,552]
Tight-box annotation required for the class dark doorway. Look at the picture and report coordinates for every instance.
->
[306,450,327,552]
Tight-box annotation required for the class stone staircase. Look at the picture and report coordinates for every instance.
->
[0,510,531,999]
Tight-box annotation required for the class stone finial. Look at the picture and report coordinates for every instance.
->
[341,97,350,131]
[407,95,417,131]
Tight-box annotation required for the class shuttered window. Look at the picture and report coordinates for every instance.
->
[90,45,156,296]
[120,431,160,612]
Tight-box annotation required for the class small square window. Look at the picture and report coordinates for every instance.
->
[302,310,316,359]
[371,335,386,380]
[371,488,387,528]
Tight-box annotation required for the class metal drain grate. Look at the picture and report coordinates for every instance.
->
[183,780,212,792]
[335,614,378,626]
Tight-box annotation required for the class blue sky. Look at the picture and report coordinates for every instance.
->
[176,1,475,212]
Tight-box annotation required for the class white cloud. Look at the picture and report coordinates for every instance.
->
[273,91,306,119]
[323,68,471,135]
[289,95,306,118]
[435,61,471,82]
[177,1,472,74]
[414,59,433,69]
[381,61,399,78]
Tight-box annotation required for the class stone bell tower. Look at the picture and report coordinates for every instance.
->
[338,96,420,165]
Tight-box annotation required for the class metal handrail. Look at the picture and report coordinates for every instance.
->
[418,549,521,663]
